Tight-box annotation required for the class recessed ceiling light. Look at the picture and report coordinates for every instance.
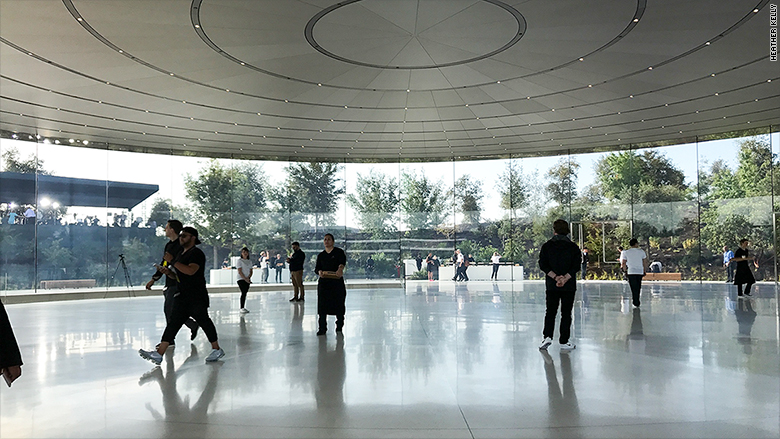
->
[195,24,200,28]
[648,66,653,70]
[753,8,759,13]
[226,89,230,92]
[588,84,592,88]
[344,105,348,108]
[496,81,501,84]
[69,138,74,143]
[705,41,711,45]
[119,49,123,53]
[633,18,639,22]
[169,73,174,76]
[284,100,288,103]
[407,89,410,92]
[715,92,719,96]
[578,58,584,61]
[77,17,83,21]
[240,62,245,65]
[629,95,634,98]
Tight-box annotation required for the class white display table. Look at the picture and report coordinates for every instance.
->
[209,268,290,285]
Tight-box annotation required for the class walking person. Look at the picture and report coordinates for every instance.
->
[315,233,347,335]
[287,242,306,302]
[274,253,285,283]
[732,239,757,297]
[236,247,253,313]
[621,238,647,308]
[723,246,735,283]
[580,248,589,280]
[538,219,581,351]
[139,227,225,365]
[145,219,198,347]
[490,252,501,280]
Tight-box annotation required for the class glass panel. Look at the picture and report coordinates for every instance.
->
[344,161,401,280]
[399,161,453,280]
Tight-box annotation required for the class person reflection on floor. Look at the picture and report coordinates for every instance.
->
[626,308,646,354]
[315,335,346,413]
[139,345,222,435]
[540,350,580,432]
[735,298,757,354]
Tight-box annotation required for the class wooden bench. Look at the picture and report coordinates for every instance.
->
[643,273,681,281]
[39,279,97,289]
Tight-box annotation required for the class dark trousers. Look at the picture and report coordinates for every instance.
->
[726,264,735,282]
[737,281,754,296]
[627,274,643,306]
[162,297,217,344]
[163,286,198,333]
[543,290,575,344]
[237,280,250,308]
[318,314,344,331]
[275,268,283,282]
[491,264,499,279]
[460,266,469,281]
[581,263,587,280]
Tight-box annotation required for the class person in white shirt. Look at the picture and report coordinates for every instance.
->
[236,247,253,313]
[621,239,647,308]
[490,252,501,280]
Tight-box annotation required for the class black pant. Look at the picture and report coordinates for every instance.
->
[275,268,283,282]
[543,290,575,344]
[737,281,754,296]
[319,314,344,331]
[491,264,499,279]
[237,280,250,308]
[627,274,643,306]
[163,286,198,333]
[162,296,217,344]
[581,263,587,280]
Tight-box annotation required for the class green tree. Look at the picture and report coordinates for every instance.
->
[497,161,527,214]
[595,150,689,203]
[2,147,51,174]
[185,160,267,267]
[735,137,775,197]
[286,162,345,232]
[347,170,399,237]
[450,174,484,225]
[546,157,579,205]
[400,171,446,231]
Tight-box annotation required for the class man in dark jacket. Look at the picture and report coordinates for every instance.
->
[538,219,581,351]
[287,242,306,302]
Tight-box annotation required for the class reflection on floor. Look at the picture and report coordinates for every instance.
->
[2,281,778,438]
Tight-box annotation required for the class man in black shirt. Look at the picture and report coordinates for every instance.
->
[274,253,285,283]
[538,219,581,352]
[0,302,23,386]
[145,220,198,346]
[287,242,306,302]
[140,227,224,365]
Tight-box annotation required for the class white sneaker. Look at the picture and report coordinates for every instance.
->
[560,342,576,351]
[205,348,225,362]
[139,349,162,365]
[539,337,553,350]
[239,308,249,314]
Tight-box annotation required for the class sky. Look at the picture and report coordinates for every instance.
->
[1,133,777,227]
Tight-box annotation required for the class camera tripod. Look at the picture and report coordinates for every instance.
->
[106,254,134,298]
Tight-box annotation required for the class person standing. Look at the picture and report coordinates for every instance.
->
[274,253,285,283]
[287,242,306,302]
[621,239,648,308]
[139,227,225,365]
[0,301,23,386]
[491,252,501,280]
[365,255,374,279]
[580,248,589,280]
[432,255,440,280]
[723,246,735,283]
[145,219,198,347]
[315,233,347,335]
[538,219,581,351]
[259,251,270,283]
[426,253,434,281]
[732,239,757,297]
[236,247,253,313]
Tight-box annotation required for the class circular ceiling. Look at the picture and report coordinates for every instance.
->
[0,0,777,162]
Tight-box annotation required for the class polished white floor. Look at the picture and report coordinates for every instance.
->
[1,280,778,438]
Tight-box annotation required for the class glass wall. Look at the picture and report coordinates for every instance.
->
[0,127,778,294]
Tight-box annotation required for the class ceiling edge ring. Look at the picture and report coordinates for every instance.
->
[303,0,526,70]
